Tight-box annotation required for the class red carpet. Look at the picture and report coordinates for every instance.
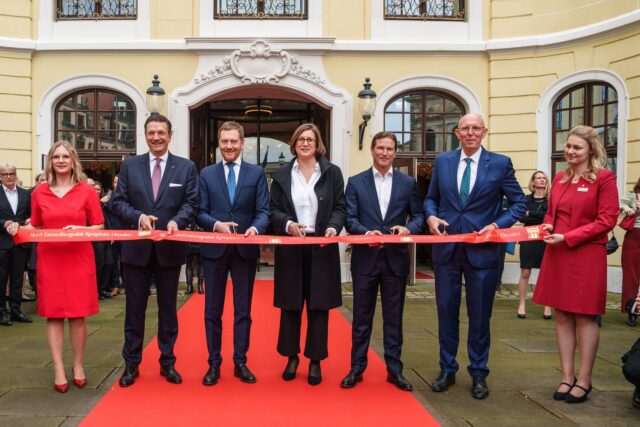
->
[81,281,439,426]
[416,271,434,279]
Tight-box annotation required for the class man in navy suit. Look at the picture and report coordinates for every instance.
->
[197,121,269,385]
[340,132,424,391]
[0,163,32,325]
[112,114,198,387]
[424,113,527,399]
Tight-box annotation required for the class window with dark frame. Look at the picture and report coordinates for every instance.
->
[214,0,308,19]
[551,82,618,176]
[384,90,465,159]
[56,0,137,20]
[55,88,136,159]
[384,0,465,21]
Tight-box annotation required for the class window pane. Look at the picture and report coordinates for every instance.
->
[607,103,618,124]
[555,110,570,130]
[570,109,584,127]
[386,98,404,113]
[405,94,422,113]
[571,88,584,107]
[444,99,462,114]
[425,132,442,152]
[99,130,117,150]
[605,156,617,175]
[98,111,117,130]
[396,133,421,153]
[118,132,136,150]
[425,114,443,133]
[554,160,568,175]
[76,132,94,150]
[556,93,570,109]
[385,113,403,131]
[608,88,618,102]
[444,114,459,134]
[57,131,74,144]
[446,132,460,151]
[117,111,136,129]
[592,105,605,127]
[115,95,135,111]
[405,114,423,132]
[97,91,117,110]
[555,130,568,152]
[59,91,94,110]
[425,94,443,113]
[58,111,75,130]
[606,125,618,147]
[592,85,607,104]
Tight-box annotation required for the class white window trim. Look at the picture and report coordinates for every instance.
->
[38,0,150,41]
[370,75,482,136]
[37,74,148,161]
[536,69,629,191]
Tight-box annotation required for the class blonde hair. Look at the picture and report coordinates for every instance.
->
[528,170,550,197]
[45,140,86,186]
[560,125,606,184]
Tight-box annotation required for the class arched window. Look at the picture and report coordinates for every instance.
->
[384,90,464,158]
[55,88,136,159]
[551,82,618,175]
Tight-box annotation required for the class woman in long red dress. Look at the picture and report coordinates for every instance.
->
[533,126,618,404]
[9,141,104,393]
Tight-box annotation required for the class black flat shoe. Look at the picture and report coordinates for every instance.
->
[308,360,321,386]
[543,314,553,320]
[282,356,299,381]
[553,378,576,401]
[565,383,592,404]
[517,313,526,319]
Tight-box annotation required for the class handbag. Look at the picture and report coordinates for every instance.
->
[606,232,619,255]
[620,193,639,231]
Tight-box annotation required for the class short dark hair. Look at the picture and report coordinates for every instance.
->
[218,121,245,140]
[289,123,327,157]
[144,114,172,133]
[370,131,398,150]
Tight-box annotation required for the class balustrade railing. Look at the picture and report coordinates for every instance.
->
[384,0,465,21]
[215,0,307,20]
[56,0,137,20]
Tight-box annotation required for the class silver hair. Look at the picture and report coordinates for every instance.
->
[0,162,16,171]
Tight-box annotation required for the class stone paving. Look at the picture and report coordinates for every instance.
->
[0,278,639,426]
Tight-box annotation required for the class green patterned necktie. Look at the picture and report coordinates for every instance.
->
[460,158,472,207]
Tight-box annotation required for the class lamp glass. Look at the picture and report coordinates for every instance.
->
[146,93,164,114]
[359,96,376,117]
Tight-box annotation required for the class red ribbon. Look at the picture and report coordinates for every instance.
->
[12,225,547,245]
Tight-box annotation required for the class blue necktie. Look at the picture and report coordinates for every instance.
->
[227,162,236,202]
[460,158,471,207]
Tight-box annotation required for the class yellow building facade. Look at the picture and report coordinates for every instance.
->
[1,1,638,288]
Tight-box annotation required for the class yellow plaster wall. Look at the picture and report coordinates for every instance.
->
[29,53,199,173]
[322,53,488,175]
[151,0,197,39]
[490,0,639,38]
[0,0,32,39]
[324,0,369,40]
[0,49,32,185]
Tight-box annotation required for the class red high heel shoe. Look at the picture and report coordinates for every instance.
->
[72,368,87,388]
[54,382,69,393]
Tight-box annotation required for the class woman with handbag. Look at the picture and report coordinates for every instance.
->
[533,126,618,404]
[619,177,640,326]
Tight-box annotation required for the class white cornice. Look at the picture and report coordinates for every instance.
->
[184,37,336,53]
[0,36,36,52]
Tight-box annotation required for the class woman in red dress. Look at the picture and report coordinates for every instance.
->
[533,126,618,404]
[9,141,104,393]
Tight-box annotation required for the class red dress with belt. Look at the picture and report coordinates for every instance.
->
[533,170,618,315]
[31,183,104,318]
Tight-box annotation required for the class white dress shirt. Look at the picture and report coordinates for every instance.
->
[149,151,169,179]
[289,160,321,234]
[372,166,393,219]
[2,184,18,215]
[456,146,482,193]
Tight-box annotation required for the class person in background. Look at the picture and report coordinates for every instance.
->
[10,140,104,392]
[619,177,640,326]
[517,171,552,319]
[101,175,125,297]
[270,123,345,386]
[533,126,618,404]
[184,223,203,295]
[25,172,47,297]
[87,179,113,300]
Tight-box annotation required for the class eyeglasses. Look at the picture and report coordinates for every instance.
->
[297,137,316,145]
[0,173,15,177]
[457,126,485,134]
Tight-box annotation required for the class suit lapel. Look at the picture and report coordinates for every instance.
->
[216,162,232,206]
[449,150,462,209]
[140,154,154,204]
[280,162,294,211]
[364,168,384,222]
[155,153,176,203]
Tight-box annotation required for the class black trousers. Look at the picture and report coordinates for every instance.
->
[0,246,28,315]
[122,247,181,367]
[276,244,329,361]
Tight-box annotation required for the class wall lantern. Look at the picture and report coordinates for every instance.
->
[146,74,165,115]
[357,77,377,150]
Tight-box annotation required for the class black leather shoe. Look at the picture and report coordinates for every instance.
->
[197,279,204,294]
[119,366,139,387]
[0,313,12,326]
[308,360,322,386]
[565,383,591,404]
[340,369,363,388]
[185,282,194,295]
[632,386,640,409]
[553,378,576,401]
[202,366,220,386]
[472,376,489,399]
[387,372,413,391]
[99,291,112,299]
[160,365,182,384]
[431,371,455,392]
[282,356,299,381]
[11,312,32,323]
[234,364,256,383]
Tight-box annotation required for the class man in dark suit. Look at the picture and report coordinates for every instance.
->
[112,114,198,387]
[197,121,269,385]
[424,113,527,399]
[341,132,424,391]
[0,163,32,325]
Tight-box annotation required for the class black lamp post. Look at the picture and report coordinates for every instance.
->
[146,74,165,115]
[278,151,285,166]
[357,77,377,150]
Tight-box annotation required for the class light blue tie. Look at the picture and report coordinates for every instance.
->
[227,162,236,202]
[460,158,472,207]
